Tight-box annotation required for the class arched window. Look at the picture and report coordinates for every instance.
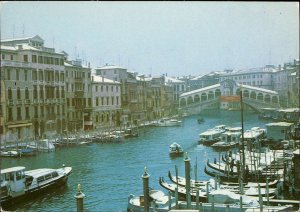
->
[8,87,12,99]
[187,96,193,104]
[25,87,29,99]
[17,87,21,99]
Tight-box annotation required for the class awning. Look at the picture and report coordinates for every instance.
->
[8,123,32,128]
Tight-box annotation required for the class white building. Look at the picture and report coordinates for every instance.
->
[91,75,121,129]
[1,35,65,141]
[219,65,278,90]
[164,76,186,102]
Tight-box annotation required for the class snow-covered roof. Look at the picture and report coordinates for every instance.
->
[95,65,126,70]
[239,84,278,95]
[1,35,44,43]
[136,75,152,81]
[180,84,221,97]
[92,75,120,84]
[1,45,17,51]
[165,76,184,83]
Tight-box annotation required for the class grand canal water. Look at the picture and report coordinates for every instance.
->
[2,110,270,211]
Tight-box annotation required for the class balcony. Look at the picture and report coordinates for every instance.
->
[8,100,14,106]
[39,99,44,104]
[16,100,23,105]
[24,99,31,105]
[75,90,84,98]
[33,99,39,104]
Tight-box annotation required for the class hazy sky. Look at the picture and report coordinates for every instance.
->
[1,2,299,76]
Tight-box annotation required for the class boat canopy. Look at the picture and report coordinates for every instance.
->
[1,166,26,174]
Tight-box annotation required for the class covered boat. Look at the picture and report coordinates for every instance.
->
[169,142,184,157]
[1,165,72,208]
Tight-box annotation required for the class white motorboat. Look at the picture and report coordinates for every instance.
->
[0,165,72,207]
[198,129,222,145]
[127,189,176,212]
[211,128,242,150]
[0,150,20,158]
[155,118,182,127]
[169,142,184,157]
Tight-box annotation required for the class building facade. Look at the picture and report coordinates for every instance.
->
[91,75,121,129]
[64,58,92,133]
[1,35,65,142]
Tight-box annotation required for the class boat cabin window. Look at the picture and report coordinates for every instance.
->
[45,174,52,180]
[4,173,15,181]
[37,176,45,183]
[16,170,25,180]
[52,172,58,178]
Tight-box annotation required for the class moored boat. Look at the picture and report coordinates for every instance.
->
[155,118,182,127]
[0,165,72,208]
[169,142,184,157]
[127,189,176,212]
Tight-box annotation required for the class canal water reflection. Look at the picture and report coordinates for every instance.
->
[2,110,270,211]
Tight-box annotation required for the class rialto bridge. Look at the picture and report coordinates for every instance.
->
[179,79,280,114]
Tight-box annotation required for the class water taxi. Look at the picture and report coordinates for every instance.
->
[198,129,223,145]
[169,142,184,157]
[0,165,72,208]
[155,118,182,127]
[211,127,242,151]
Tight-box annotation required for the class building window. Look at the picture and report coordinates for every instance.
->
[24,70,28,81]
[111,86,113,92]
[57,105,60,115]
[40,86,44,99]
[32,55,37,63]
[8,108,13,121]
[106,86,108,92]
[101,86,103,92]
[33,85,38,99]
[10,55,13,60]
[33,70,37,80]
[23,55,28,62]
[111,97,114,105]
[25,107,30,119]
[116,86,119,92]
[17,107,22,120]
[39,70,43,81]
[40,106,44,117]
[17,87,21,99]
[8,87,12,99]
[7,69,11,80]
[34,106,38,118]
[16,69,20,80]
[38,56,43,63]
[116,96,119,105]
[96,97,99,106]
[101,97,104,105]
[1,54,5,60]
[25,87,29,99]
[106,97,109,105]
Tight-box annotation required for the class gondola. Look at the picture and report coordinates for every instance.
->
[159,177,208,202]
[168,170,279,189]
[204,166,277,183]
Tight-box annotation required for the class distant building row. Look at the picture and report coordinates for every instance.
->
[0,35,299,141]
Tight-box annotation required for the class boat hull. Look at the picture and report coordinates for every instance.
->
[1,170,71,209]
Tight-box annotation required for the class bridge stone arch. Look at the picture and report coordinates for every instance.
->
[243,90,250,98]
[264,94,271,103]
[201,93,207,101]
[250,91,256,99]
[194,94,200,103]
[257,93,263,101]
[215,89,221,97]
[180,98,186,107]
[179,79,280,114]
[187,96,193,105]
[208,91,214,100]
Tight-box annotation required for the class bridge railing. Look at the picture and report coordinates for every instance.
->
[179,98,219,109]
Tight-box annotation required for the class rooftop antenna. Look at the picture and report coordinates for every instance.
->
[13,24,15,39]
[22,24,25,37]
[74,46,77,60]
